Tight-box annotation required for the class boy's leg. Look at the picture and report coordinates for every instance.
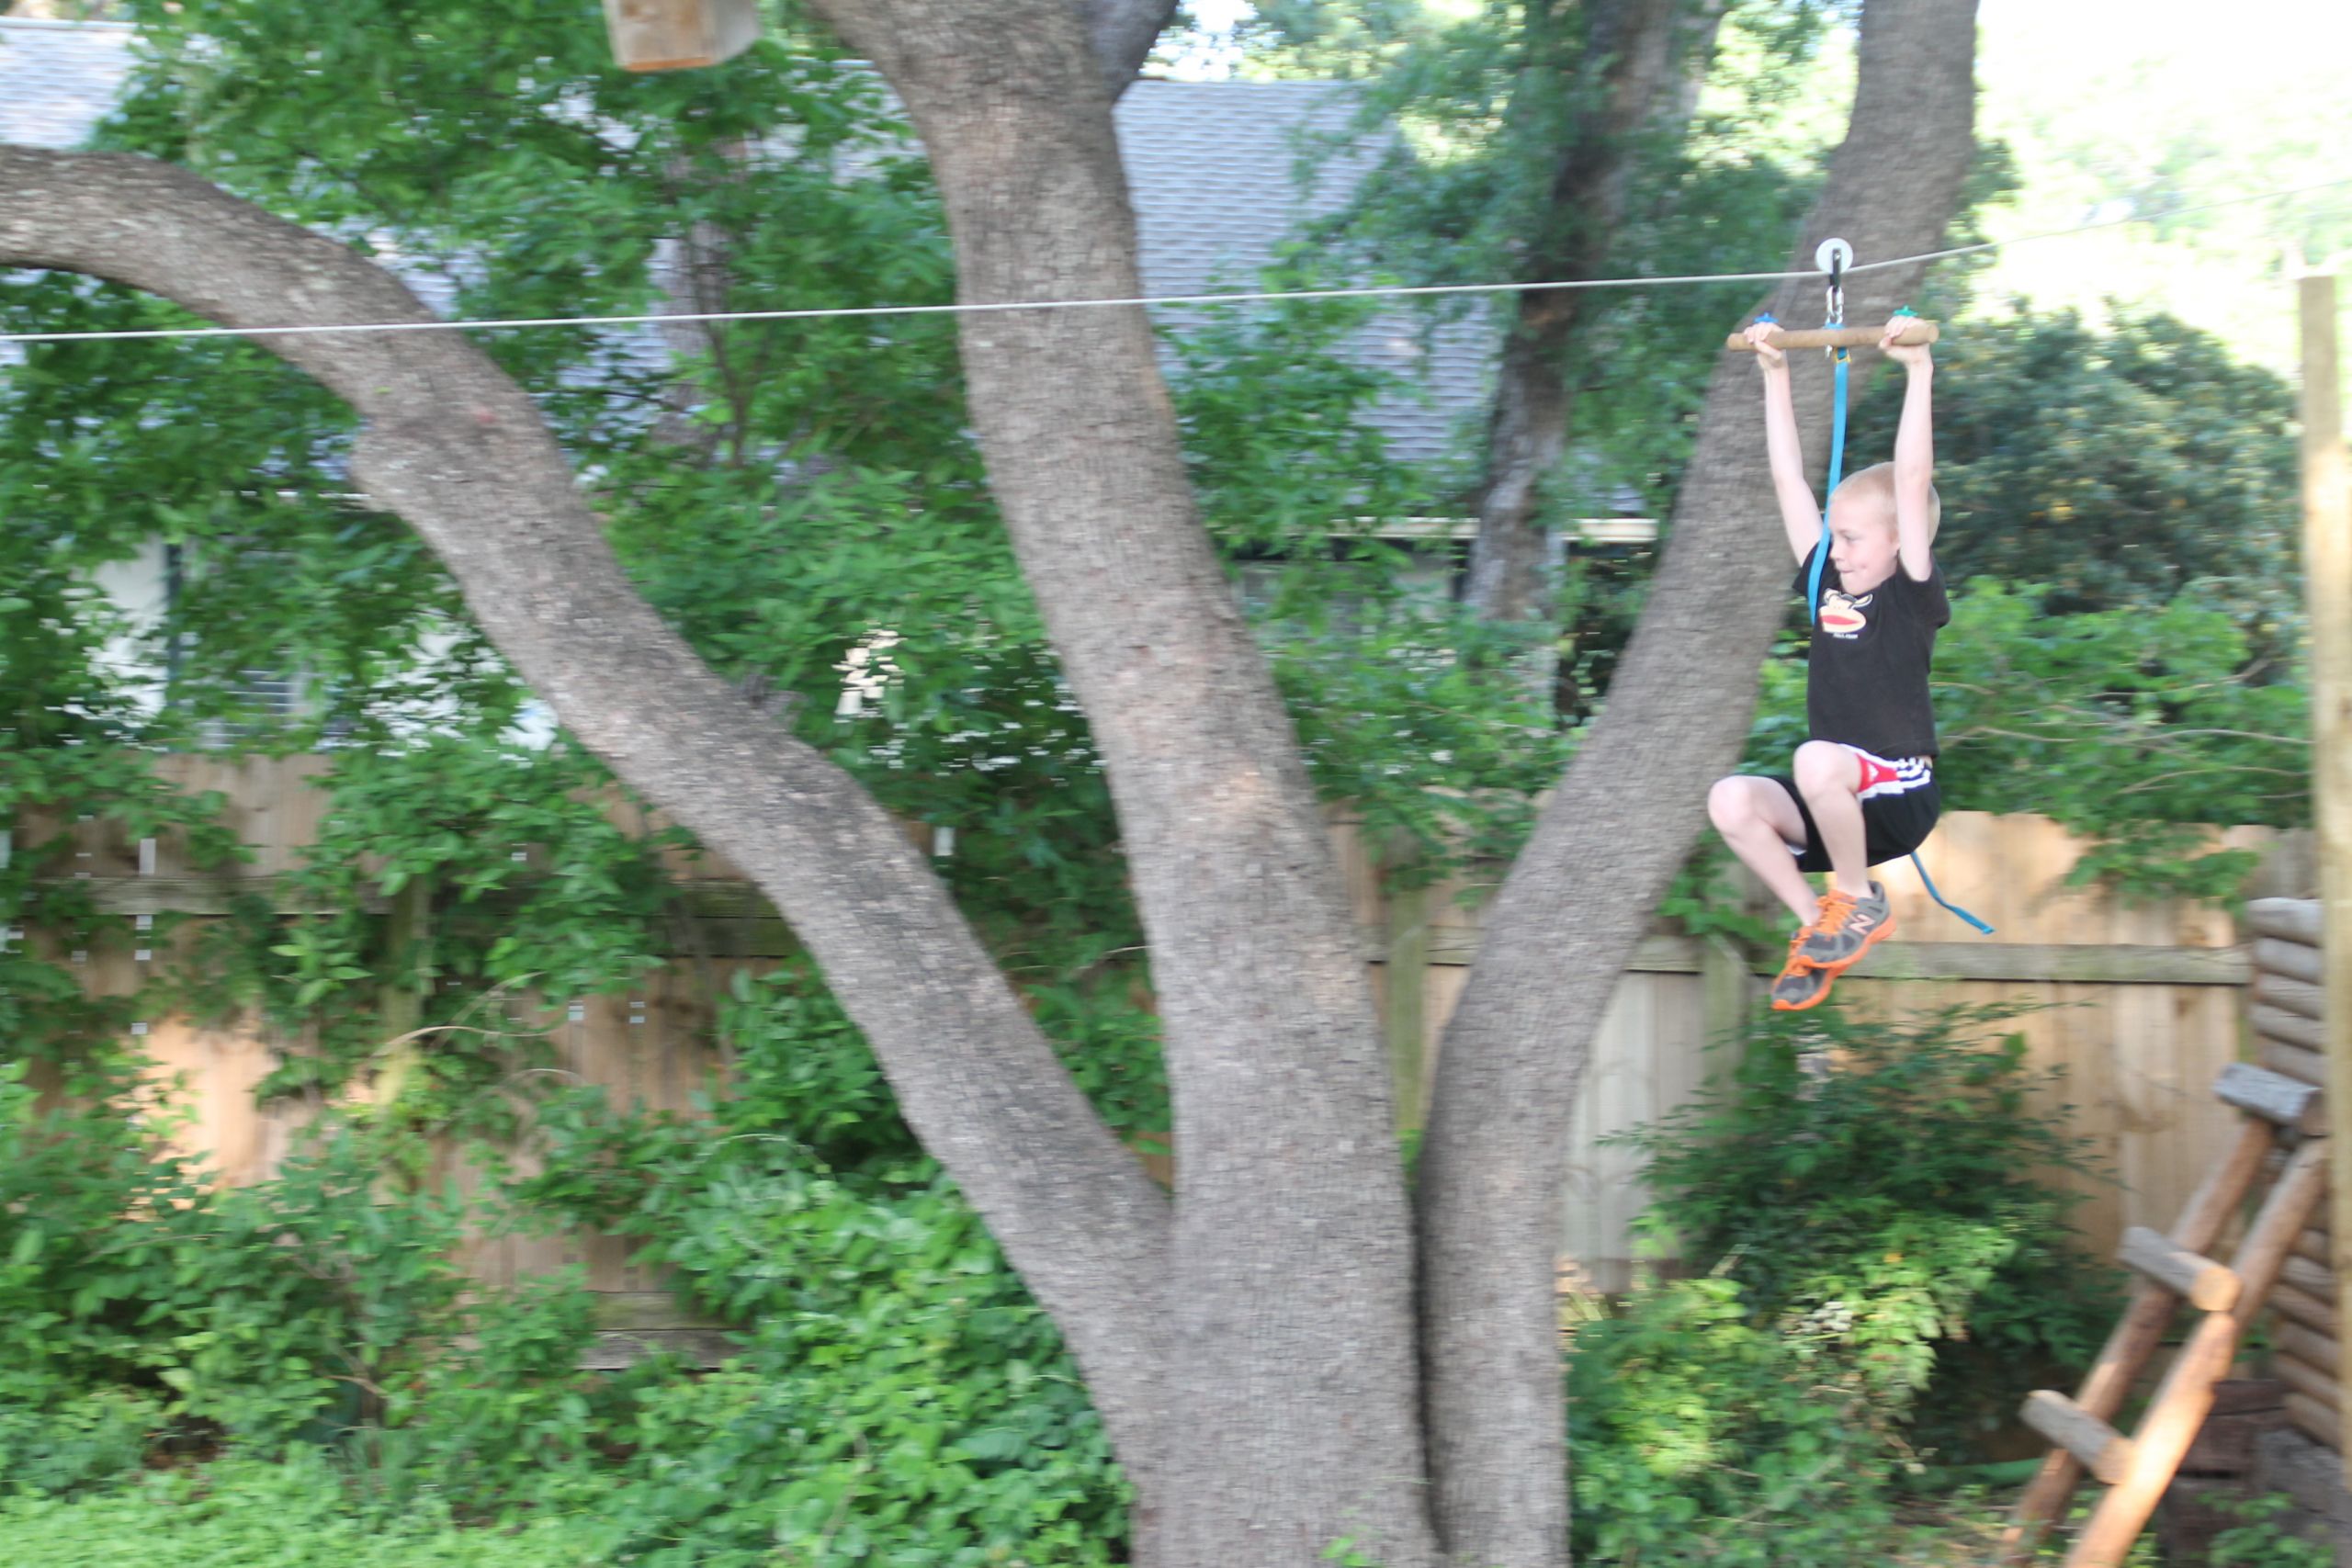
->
[1792,741,1874,899]
[1704,776,1817,924]
[1791,741,1898,975]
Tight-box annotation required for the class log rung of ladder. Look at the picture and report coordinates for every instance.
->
[2115,1225,2240,1312]
[2247,897,2322,946]
[2212,1060,2325,1136]
[2022,1390,2136,1485]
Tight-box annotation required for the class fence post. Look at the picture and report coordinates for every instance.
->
[371,874,434,1112]
[2299,269,2352,1490]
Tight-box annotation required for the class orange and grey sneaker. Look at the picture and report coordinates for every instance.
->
[1770,928,1835,1012]
[1795,881,1896,975]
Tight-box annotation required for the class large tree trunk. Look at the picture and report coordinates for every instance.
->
[1416,3,1982,1564]
[799,7,1436,1563]
[1462,0,1729,623]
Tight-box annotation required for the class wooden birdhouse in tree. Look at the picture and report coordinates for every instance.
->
[603,0,763,72]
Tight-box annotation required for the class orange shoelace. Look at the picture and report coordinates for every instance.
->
[1810,888,1858,938]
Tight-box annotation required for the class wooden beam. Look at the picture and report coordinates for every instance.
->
[2117,1225,2240,1313]
[2275,1348,2338,1412]
[1725,320,1940,352]
[2272,1280,2339,1337]
[2257,970,2328,1023]
[2004,1118,2274,1560]
[2256,1004,2327,1054]
[2286,1253,2335,1301]
[2287,1390,2342,1450]
[2262,1040,2327,1089]
[2213,1062,2324,1135]
[2065,1139,2329,1565]
[1827,940,2248,985]
[2296,1226,2333,1268]
[2277,1318,2341,1378]
[578,1328,740,1371]
[2302,271,2352,1492]
[2249,898,2323,947]
[589,1289,729,1333]
[2257,935,2325,987]
[2022,1391,2135,1484]
[51,875,2262,986]
[1382,842,1430,1134]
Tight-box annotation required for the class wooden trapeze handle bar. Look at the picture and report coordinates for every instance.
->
[1724,321,1941,352]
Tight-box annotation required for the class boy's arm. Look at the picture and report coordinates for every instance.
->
[1745,320,1825,563]
[1883,320,1938,580]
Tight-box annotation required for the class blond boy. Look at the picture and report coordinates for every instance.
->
[1705,319,1946,1011]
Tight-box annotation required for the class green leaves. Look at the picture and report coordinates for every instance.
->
[1847,304,2302,640]
[1568,1002,2119,1564]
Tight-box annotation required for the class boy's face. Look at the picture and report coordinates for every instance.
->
[1826,496,1898,590]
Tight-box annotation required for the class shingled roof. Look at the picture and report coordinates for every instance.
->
[1,17,1493,464]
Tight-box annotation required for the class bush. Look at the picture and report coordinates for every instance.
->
[0,1054,477,1456]
[499,964,1131,1564]
[0,970,1129,1563]
[1567,1002,2118,1563]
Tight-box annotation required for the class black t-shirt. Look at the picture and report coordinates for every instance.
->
[1795,545,1951,760]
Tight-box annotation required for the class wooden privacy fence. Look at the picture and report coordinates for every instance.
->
[15,754,2315,1299]
[1334,807,2311,1292]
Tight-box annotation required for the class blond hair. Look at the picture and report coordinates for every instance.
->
[1828,462,1941,534]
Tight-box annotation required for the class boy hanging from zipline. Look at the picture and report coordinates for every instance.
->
[1705,312,1948,1012]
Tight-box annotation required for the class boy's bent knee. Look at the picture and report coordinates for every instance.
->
[1706,776,1752,829]
[1792,740,1855,797]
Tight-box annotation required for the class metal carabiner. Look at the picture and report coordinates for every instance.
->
[1815,237,1853,337]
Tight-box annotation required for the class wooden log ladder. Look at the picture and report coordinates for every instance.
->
[2002,1055,2330,1564]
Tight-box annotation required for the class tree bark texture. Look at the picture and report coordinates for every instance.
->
[1082,0,1182,100]
[0,138,1181,1529]
[800,6,1436,1562]
[1416,3,1982,1564]
[1462,0,1730,623]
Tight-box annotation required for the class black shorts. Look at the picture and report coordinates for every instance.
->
[1768,747,1940,874]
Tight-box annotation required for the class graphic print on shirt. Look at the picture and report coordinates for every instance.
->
[1819,586,1872,639]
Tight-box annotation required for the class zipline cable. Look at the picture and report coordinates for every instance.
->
[2,172,2346,345]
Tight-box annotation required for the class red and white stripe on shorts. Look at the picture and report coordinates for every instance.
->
[1844,746,1935,801]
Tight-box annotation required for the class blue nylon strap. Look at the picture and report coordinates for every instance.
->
[1911,851,1996,935]
[1804,348,1849,622]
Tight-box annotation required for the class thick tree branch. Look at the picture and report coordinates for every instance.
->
[1462,0,1729,623]
[1416,3,1983,1563]
[0,141,1174,1472]
[1080,0,1181,98]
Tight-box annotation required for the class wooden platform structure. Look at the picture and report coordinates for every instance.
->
[2005,901,2340,1565]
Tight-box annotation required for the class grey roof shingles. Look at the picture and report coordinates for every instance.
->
[0,17,135,152]
[2,19,1492,463]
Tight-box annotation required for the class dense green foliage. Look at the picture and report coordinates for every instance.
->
[1569,1003,2116,1565]
[3,988,2117,1563]
[1845,305,2303,635]
[0,1005,1128,1564]
[1,1455,607,1568]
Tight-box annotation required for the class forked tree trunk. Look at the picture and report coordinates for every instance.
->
[797,7,1437,1562]
[1417,4,1981,1564]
